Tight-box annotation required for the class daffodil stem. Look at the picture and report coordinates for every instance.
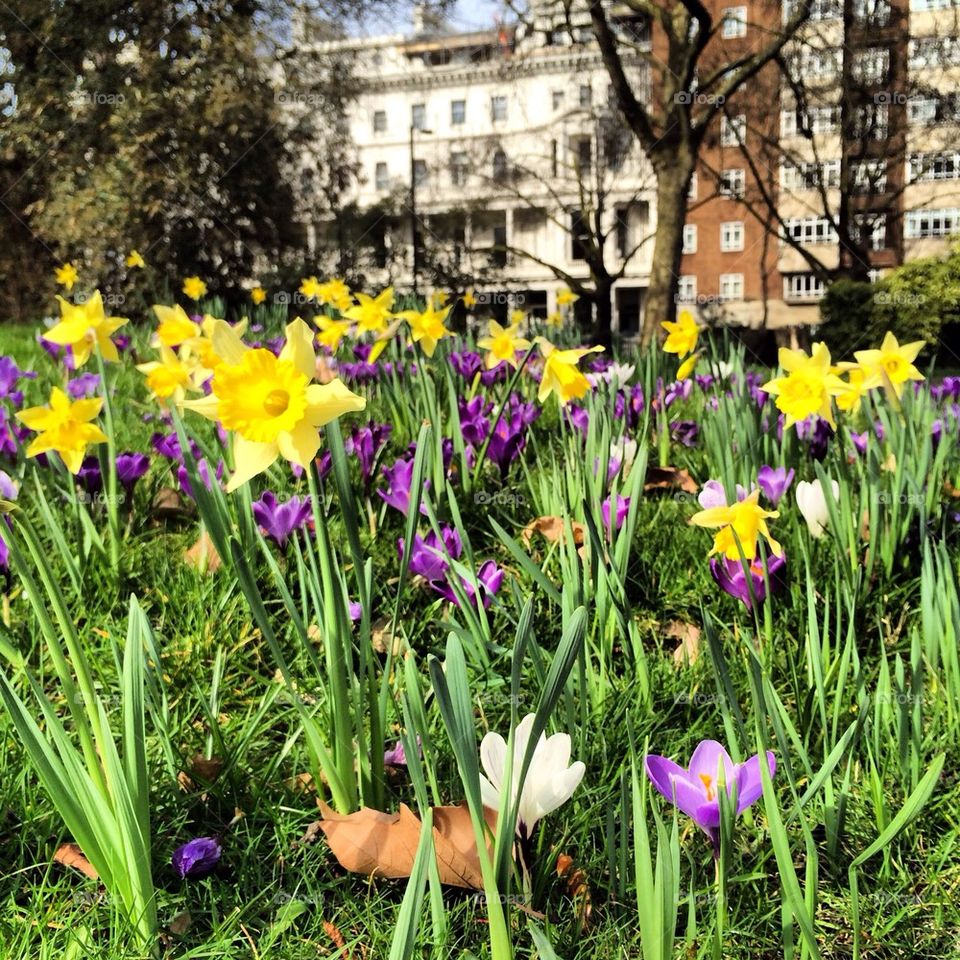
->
[469,344,537,492]
[94,346,121,574]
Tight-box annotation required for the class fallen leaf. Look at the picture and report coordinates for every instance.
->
[521,515,586,548]
[644,466,698,494]
[667,620,702,665]
[370,616,404,656]
[556,852,592,931]
[168,911,192,936]
[285,772,315,795]
[152,486,186,519]
[54,843,98,880]
[316,802,495,889]
[190,754,223,782]
[184,530,221,572]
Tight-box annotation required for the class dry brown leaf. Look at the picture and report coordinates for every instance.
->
[168,911,192,936]
[316,802,495,890]
[557,852,592,930]
[521,515,586,548]
[152,485,186,519]
[184,530,221,572]
[285,772,315,795]
[53,843,98,880]
[190,754,223,782]
[644,466,698,494]
[370,616,404,656]
[667,620,702,666]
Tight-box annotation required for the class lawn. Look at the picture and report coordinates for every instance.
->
[0,295,958,959]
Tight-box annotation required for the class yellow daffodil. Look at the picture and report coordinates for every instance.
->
[557,289,578,307]
[16,387,107,474]
[152,303,200,348]
[55,262,79,291]
[316,278,352,311]
[316,315,353,352]
[477,319,531,369]
[509,308,526,326]
[345,288,395,335]
[126,250,145,269]
[182,318,365,491]
[183,276,207,301]
[833,362,880,413]
[463,289,477,308]
[401,303,452,358]
[44,291,128,367]
[431,290,449,308]
[535,337,604,406]
[137,345,194,404]
[661,309,699,358]
[300,276,321,300]
[251,287,267,305]
[689,488,781,561]
[760,342,846,428]
[677,351,700,381]
[546,310,563,328]
[854,331,925,398]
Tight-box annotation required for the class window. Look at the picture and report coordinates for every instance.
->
[851,160,887,192]
[908,95,960,125]
[552,90,564,110]
[373,110,387,133]
[721,114,746,146]
[682,224,697,254]
[910,37,960,70]
[616,206,631,258]
[720,221,744,251]
[375,162,389,190]
[677,276,697,302]
[722,7,747,37]
[789,47,838,79]
[851,103,888,140]
[719,273,744,300]
[854,0,890,23]
[908,152,960,182]
[451,99,466,125]
[571,211,590,261]
[783,0,840,20]
[688,173,698,200]
[853,47,889,85]
[551,139,558,178]
[411,103,426,130]
[781,104,841,137]
[579,84,592,108]
[780,159,841,190]
[413,159,427,186]
[854,213,887,250]
[783,274,826,299]
[720,168,745,198]
[492,224,507,267]
[491,95,508,122]
[904,208,960,238]
[450,151,468,186]
[783,217,838,243]
[575,137,592,174]
[492,149,508,183]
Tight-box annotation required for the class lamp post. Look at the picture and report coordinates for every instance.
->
[410,123,432,298]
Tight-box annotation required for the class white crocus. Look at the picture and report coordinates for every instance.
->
[479,714,586,839]
[610,437,638,476]
[795,478,840,538]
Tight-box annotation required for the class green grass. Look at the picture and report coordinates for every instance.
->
[1,312,959,959]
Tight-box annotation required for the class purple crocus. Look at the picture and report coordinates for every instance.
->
[378,458,428,516]
[756,465,795,506]
[171,836,222,879]
[670,419,699,447]
[401,525,463,581]
[66,372,101,400]
[346,421,392,487]
[710,552,786,609]
[433,559,504,609]
[76,456,103,494]
[116,452,149,492]
[449,350,483,382]
[485,414,527,478]
[37,334,75,371]
[384,736,422,767]
[0,471,18,571]
[601,494,630,534]
[645,741,776,856]
[0,356,36,407]
[252,491,312,547]
[459,396,491,447]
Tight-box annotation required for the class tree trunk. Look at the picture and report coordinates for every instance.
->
[641,157,695,347]
[592,282,614,349]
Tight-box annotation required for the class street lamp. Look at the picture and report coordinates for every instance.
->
[410,123,433,298]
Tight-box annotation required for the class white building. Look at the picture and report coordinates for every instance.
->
[296,3,656,334]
